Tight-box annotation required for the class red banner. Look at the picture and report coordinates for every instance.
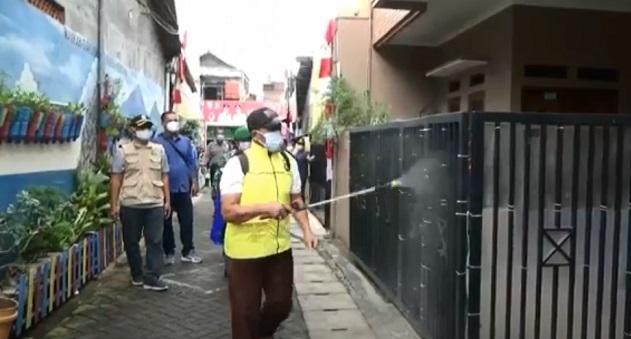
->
[201,100,285,125]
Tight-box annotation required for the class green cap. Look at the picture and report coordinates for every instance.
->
[233,126,250,141]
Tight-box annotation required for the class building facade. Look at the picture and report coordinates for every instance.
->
[0,0,182,208]
[199,51,250,102]
[339,0,631,119]
[326,0,631,244]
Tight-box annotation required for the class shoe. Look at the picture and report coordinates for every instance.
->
[143,279,168,292]
[131,278,143,287]
[165,254,175,266]
[181,251,203,264]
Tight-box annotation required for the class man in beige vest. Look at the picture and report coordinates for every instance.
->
[110,115,171,292]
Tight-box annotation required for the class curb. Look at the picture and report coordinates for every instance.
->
[315,239,422,339]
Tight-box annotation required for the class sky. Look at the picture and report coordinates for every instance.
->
[175,0,349,96]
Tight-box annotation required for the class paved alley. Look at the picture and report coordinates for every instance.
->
[36,192,309,339]
[29,191,417,339]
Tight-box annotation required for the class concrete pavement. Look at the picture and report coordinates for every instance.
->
[35,192,308,339]
[30,191,415,339]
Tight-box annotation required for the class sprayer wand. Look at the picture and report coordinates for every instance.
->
[292,179,402,212]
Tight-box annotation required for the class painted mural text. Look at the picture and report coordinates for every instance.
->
[64,28,97,57]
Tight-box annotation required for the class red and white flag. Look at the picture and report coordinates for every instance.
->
[320,19,336,182]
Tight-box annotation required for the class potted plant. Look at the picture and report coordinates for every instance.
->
[25,93,50,143]
[68,103,86,141]
[6,89,34,143]
[0,82,12,144]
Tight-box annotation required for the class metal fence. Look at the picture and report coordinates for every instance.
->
[348,112,631,339]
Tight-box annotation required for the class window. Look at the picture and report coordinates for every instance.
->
[448,81,460,93]
[448,97,461,112]
[202,86,223,100]
[469,74,485,87]
[468,91,485,111]
[28,0,65,24]
[524,65,568,79]
[577,67,619,82]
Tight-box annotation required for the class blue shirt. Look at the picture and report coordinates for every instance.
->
[153,133,197,193]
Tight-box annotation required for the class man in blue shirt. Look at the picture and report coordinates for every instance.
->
[153,111,202,265]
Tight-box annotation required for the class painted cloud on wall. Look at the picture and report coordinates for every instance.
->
[0,0,165,119]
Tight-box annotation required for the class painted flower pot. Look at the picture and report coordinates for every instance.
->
[72,115,84,140]
[34,111,48,142]
[0,297,17,339]
[26,110,43,143]
[98,113,110,128]
[0,105,7,131]
[61,113,73,142]
[9,106,33,143]
[52,113,65,143]
[97,129,108,152]
[0,106,12,143]
[42,112,58,144]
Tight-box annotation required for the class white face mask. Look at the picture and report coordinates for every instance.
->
[135,129,152,140]
[238,141,251,151]
[166,121,180,133]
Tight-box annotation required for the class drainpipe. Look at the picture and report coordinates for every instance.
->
[367,8,373,91]
[96,0,106,154]
[97,0,105,106]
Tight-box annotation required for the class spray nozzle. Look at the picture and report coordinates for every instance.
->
[390,179,402,188]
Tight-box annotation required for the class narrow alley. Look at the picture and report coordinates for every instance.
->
[29,192,418,339]
[33,193,309,339]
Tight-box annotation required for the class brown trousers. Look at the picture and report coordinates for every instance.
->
[227,250,294,339]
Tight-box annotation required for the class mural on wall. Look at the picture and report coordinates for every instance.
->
[0,0,165,167]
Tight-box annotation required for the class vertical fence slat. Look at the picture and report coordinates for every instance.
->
[489,122,500,339]
[550,125,565,338]
[608,125,625,338]
[566,124,581,339]
[468,114,484,339]
[504,121,517,339]
[595,125,611,338]
[580,125,596,339]
[518,123,532,339]
[534,124,547,339]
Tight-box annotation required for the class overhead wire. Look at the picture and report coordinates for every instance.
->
[134,0,179,36]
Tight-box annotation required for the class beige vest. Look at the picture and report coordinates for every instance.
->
[119,141,165,206]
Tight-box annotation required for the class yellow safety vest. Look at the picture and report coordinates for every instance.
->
[224,142,293,259]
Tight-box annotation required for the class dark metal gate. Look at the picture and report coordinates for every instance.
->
[348,112,631,339]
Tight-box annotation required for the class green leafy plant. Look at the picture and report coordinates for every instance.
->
[0,189,62,262]
[92,153,112,175]
[0,76,12,105]
[67,102,87,115]
[310,77,389,143]
[180,119,201,141]
[0,168,113,265]
[71,168,113,232]
[11,89,51,112]
[103,102,125,138]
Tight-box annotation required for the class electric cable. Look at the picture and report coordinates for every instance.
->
[134,0,179,36]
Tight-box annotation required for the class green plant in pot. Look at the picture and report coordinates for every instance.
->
[71,168,113,232]
[310,77,389,144]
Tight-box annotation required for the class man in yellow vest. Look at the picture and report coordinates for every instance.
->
[110,114,171,292]
[219,107,318,339]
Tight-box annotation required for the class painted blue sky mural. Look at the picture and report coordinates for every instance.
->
[0,0,164,121]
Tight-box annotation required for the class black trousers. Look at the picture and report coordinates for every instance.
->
[163,192,194,256]
[120,206,164,281]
